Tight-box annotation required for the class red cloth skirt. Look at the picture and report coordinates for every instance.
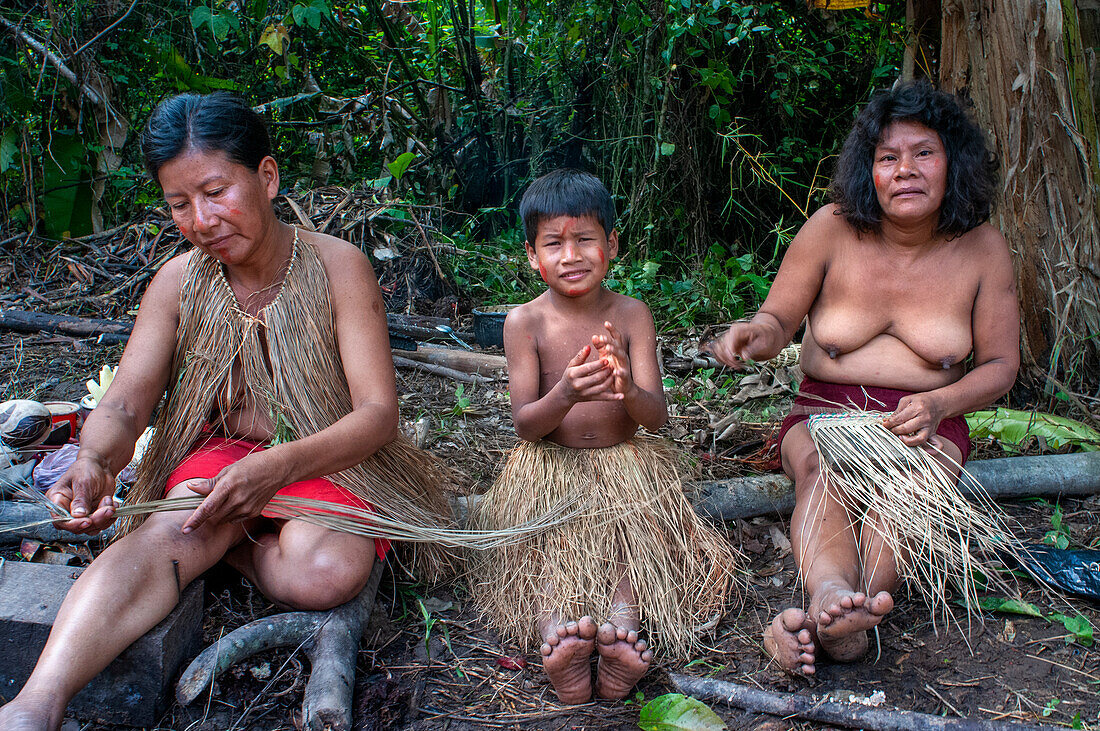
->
[166,436,390,560]
[776,375,972,465]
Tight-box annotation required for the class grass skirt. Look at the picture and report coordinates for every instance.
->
[469,438,739,657]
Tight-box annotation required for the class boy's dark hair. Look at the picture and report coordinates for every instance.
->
[830,79,998,239]
[520,169,617,247]
[141,92,272,186]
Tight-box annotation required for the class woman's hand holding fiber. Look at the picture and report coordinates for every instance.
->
[707,322,774,370]
[181,450,288,533]
[882,392,947,447]
[47,456,118,534]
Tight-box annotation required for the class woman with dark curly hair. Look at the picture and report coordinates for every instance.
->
[709,80,1019,674]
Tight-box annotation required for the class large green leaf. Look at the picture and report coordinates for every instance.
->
[41,130,94,239]
[387,152,417,181]
[967,408,1100,452]
[639,693,727,731]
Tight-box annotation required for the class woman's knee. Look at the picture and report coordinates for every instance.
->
[278,550,374,610]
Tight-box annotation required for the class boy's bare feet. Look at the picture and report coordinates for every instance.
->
[595,622,652,700]
[540,616,597,704]
[763,607,817,675]
[0,689,66,731]
[812,582,894,662]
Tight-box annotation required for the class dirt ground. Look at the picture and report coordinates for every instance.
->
[2,330,1099,731]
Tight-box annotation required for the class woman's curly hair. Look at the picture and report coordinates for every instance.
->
[830,80,998,238]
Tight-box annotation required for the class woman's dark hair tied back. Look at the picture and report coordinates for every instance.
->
[141,92,272,185]
[830,79,998,238]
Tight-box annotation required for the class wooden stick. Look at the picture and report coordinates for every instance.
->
[0,308,476,349]
[178,561,385,731]
[0,309,131,339]
[669,673,1060,731]
[392,355,492,384]
[393,346,506,374]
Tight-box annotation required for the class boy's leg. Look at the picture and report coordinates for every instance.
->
[0,483,249,731]
[537,610,597,705]
[595,571,652,700]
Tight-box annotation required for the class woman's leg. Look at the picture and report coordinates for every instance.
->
[0,484,249,731]
[765,423,893,672]
[227,520,376,611]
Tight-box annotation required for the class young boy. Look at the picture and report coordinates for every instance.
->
[471,169,737,704]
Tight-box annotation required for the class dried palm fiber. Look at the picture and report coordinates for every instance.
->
[469,438,741,657]
[806,410,1032,633]
[5,486,576,550]
[122,229,458,580]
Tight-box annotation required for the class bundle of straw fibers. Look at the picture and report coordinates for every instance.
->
[806,411,1030,630]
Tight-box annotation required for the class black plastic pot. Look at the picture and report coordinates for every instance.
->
[472,305,518,348]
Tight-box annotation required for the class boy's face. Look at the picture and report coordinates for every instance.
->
[526,214,618,299]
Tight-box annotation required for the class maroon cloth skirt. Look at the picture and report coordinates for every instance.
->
[776,375,971,464]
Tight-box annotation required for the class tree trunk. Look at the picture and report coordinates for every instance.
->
[941,0,1100,387]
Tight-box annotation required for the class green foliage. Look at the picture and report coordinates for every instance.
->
[1043,504,1071,550]
[638,693,727,731]
[979,597,1095,647]
[967,408,1100,453]
[1,0,902,318]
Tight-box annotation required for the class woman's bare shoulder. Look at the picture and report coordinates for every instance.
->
[143,250,193,299]
[297,229,376,285]
[784,204,853,262]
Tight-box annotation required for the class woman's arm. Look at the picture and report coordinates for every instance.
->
[709,206,832,366]
[48,256,185,533]
[883,228,1020,445]
[182,237,400,532]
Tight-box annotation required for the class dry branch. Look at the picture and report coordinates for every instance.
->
[393,355,492,383]
[669,673,1061,731]
[178,561,386,731]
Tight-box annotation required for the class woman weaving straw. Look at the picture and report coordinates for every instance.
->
[709,81,1019,675]
[0,93,454,730]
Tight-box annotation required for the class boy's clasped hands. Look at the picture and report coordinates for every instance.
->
[561,322,633,402]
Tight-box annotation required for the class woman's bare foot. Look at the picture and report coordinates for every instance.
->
[763,607,817,675]
[813,583,894,662]
[594,622,652,700]
[539,616,597,704]
[0,689,67,731]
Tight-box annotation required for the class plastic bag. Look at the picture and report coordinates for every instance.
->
[32,443,79,493]
[1014,544,1100,600]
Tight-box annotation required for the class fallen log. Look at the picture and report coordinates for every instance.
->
[177,560,385,731]
[0,309,129,344]
[690,451,1100,520]
[0,308,475,351]
[393,346,506,375]
[669,673,1059,731]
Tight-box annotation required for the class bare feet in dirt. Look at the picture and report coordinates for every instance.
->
[813,583,894,662]
[763,607,817,675]
[540,615,597,704]
[0,690,65,731]
[595,622,652,700]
